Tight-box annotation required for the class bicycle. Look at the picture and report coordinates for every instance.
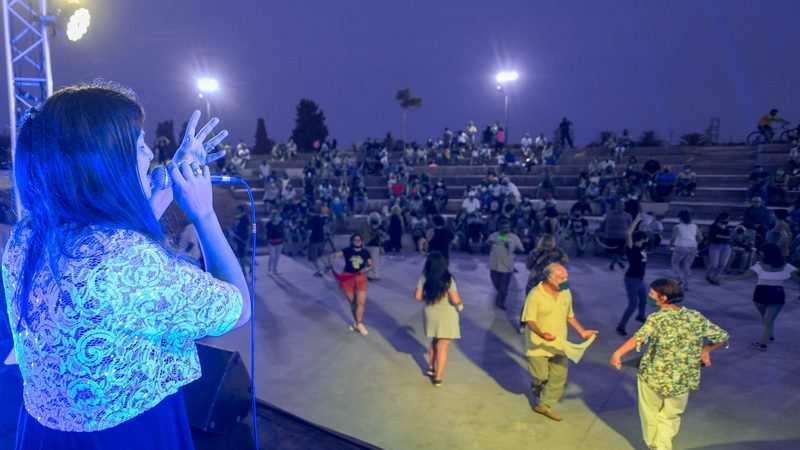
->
[746,123,793,146]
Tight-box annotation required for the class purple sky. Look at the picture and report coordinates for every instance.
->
[4,0,800,146]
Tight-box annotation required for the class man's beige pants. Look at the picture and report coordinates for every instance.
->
[638,376,689,450]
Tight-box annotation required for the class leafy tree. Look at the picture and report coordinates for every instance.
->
[588,130,615,147]
[291,99,329,152]
[680,132,708,146]
[396,88,422,143]
[253,118,274,154]
[638,130,663,147]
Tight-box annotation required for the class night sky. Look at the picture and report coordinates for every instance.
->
[3,0,800,146]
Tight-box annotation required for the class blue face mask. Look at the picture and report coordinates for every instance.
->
[647,295,660,306]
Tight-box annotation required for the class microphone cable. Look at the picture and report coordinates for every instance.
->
[214,175,261,450]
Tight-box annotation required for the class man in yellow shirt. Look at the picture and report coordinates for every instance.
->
[521,263,598,421]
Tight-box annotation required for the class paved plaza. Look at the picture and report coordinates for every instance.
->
[207,240,800,450]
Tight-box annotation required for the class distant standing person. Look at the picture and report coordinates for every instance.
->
[705,213,733,285]
[362,213,384,280]
[414,252,464,387]
[737,243,796,351]
[266,213,284,274]
[426,215,455,262]
[670,210,702,291]
[488,219,524,310]
[611,278,729,450]
[616,214,649,336]
[333,234,374,336]
[522,263,598,421]
[387,205,404,253]
[307,205,327,277]
[559,117,574,149]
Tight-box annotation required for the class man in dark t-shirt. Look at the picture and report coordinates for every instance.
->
[333,234,374,336]
[617,214,649,336]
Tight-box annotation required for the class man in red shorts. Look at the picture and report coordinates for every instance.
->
[333,233,374,335]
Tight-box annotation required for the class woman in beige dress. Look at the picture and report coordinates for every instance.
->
[415,252,463,386]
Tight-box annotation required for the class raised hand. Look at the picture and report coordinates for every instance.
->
[168,160,214,224]
[172,110,229,166]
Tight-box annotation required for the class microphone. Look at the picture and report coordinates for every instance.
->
[211,175,244,185]
[149,165,244,189]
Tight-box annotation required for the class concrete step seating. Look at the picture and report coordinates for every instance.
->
[227,144,793,244]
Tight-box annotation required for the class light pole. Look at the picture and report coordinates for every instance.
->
[196,77,219,117]
[495,70,519,143]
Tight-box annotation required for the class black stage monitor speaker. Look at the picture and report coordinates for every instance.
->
[184,343,252,435]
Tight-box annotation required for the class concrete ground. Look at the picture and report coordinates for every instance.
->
[207,239,800,450]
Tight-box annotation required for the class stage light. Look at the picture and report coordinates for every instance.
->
[496,71,519,84]
[197,77,220,94]
[65,7,90,41]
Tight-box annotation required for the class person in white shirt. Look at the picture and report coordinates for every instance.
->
[503,177,521,203]
[737,242,796,351]
[670,210,703,290]
[462,191,481,214]
[535,133,548,150]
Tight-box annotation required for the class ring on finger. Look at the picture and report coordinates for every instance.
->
[190,161,202,177]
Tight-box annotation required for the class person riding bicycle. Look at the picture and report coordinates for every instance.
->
[758,109,789,142]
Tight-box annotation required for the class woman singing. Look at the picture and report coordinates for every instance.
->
[5,83,250,449]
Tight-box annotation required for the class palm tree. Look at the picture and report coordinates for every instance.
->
[396,88,422,143]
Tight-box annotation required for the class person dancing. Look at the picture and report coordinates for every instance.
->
[611,278,728,450]
[5,83,250,450]
[332,234,373,336]
[414,252,464,387]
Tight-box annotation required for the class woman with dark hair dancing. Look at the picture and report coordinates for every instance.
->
[332,233,373,336]
[736,242,796,351]
[5,83,250,450]
[414,251,463,386]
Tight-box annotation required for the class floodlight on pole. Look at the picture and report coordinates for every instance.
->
[197,77,220,93]
[495,70,519,84]
[495,71,519,143]
[196,77,219,117]
[65,7,90,41]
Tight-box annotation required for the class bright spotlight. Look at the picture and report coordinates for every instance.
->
[496,71,520,84]
[196,77,220,94]
[65,7,91,42]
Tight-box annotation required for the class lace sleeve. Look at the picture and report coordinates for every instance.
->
[89,240,243,341]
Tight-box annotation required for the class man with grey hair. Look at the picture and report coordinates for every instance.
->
[521,263,598,421]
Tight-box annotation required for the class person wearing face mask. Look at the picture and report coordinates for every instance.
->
[610,278,729,450]
[487,219,524,310]
[521,263,598,421]
[332,234,374,336]
[462,190,481,214]
[616,215,649,336]
[705,213,732,285]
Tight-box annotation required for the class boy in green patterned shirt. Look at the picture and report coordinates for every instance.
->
[610,278,729,450]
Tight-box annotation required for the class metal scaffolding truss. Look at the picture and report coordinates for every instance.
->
[2,0,53,137]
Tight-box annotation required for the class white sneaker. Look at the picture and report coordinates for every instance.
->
[356,323,369,336]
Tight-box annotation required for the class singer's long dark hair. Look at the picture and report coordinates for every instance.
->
[12,82,164,330]
[421,251,453,305]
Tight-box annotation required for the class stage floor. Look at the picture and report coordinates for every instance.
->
[207,242,800,450]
